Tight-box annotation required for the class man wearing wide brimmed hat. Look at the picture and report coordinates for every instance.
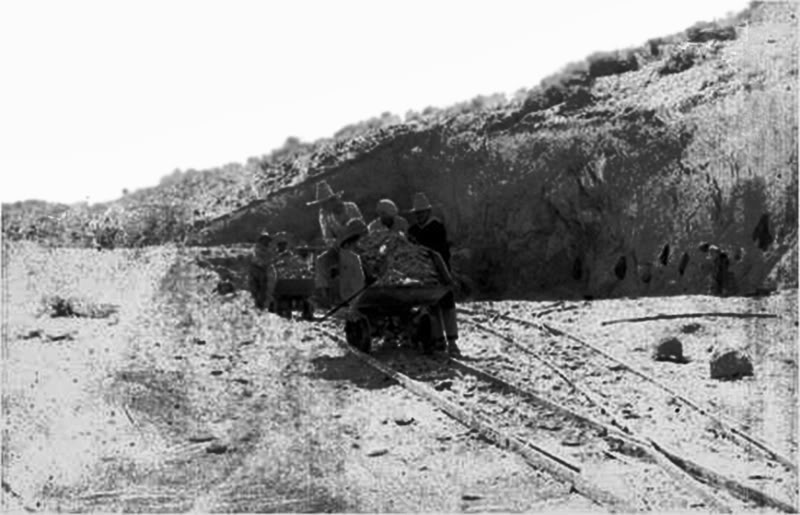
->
[367,198,409,235]
[406,192,459,355]
[307,180,364,245]
[407,192,450,269]
[307,180,364,306]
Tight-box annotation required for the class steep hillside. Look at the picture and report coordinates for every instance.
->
[3,2,796,300]
[195,2,798,299]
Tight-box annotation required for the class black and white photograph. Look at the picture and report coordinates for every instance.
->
[1,0,797,512]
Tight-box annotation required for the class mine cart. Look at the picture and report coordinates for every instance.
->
[269,245,319,320]
[344,250,453,355]
[271,277,315,320]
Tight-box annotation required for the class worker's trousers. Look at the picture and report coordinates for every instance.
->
[431,292,458,343]
[249,263,276,310]
[315,248,340,289]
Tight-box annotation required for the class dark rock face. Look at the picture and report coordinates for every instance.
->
[194,3,797,300]
[710,348,754,380]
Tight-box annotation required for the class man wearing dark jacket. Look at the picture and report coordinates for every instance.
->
[407,193,451,270]
[407,192,459,355]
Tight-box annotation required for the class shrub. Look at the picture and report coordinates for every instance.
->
[659,46,700,75]
[686,22,737,43]
[42,295,119,318]
[523,62,592,113]
[586,50,639,78]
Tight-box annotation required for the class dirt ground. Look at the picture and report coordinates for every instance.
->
[2,243,796,512]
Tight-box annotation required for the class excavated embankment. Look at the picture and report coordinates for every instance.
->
[196,3,797,300]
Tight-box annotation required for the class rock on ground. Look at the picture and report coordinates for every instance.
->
[710,348,754,380]
[652,336,686,363]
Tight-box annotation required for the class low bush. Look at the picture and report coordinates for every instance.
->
[586,50,639,78]
[523,61,593,113]
[659,46,701,75]
[686,22,737,43]
[41,295,119,318]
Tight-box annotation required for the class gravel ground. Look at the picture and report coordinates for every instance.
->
[3,243,592,512]
[3,243,796,512]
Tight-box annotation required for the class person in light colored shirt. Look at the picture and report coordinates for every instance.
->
[249,231,278,311]
[306,180,364,306]
[336,219,368,304]
[367,199,409,235]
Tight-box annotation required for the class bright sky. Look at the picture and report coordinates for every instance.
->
[0,0,749,204]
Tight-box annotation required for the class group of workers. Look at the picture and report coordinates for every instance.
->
[250,180,459,354]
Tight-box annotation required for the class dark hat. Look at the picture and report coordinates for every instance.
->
[408,192,433,213]
[256,231,272,246]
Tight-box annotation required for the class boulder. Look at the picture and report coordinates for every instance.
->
[216,280,235,295]
[710,348,754,380]
[652,337,686,363]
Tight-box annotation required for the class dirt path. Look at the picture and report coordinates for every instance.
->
[3,244,795,512]
[2,244,590,512]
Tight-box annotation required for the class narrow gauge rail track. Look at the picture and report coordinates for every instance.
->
[457,306,798,512]
[311,325,738,512]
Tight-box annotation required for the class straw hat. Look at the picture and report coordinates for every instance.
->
[338,218,367,246]
[408,192,433,213]
[306,180,343,206]
[376,199,399,217]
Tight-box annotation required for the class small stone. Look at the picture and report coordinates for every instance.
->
[205,443,229,454]
[561,432,585,447]
[434,380,453,391]
[210,354,225,360]
[681,323,702,334]
[46,332,75,342]
[232,378,249,385]
[394,415,415,426]
[210,370,223,376]
[366,448,388,457]
[710,348,754,380]
[188,434,216,443]
[22,329,43,339]
[653,337,686,363]
[216,281,235,295]
[193,338,207,345]
[539,420,564,432]
[462,494,483,501]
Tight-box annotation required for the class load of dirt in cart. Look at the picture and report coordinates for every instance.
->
[356,232,441,286]
[272,251,313,279]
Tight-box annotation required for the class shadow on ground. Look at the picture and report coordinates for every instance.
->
[307,353,394,390]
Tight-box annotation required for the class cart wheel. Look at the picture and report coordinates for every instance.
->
[345,317,371,353]
[414,313,433,355]
[301,300,314,321]
[277,300,292,319]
